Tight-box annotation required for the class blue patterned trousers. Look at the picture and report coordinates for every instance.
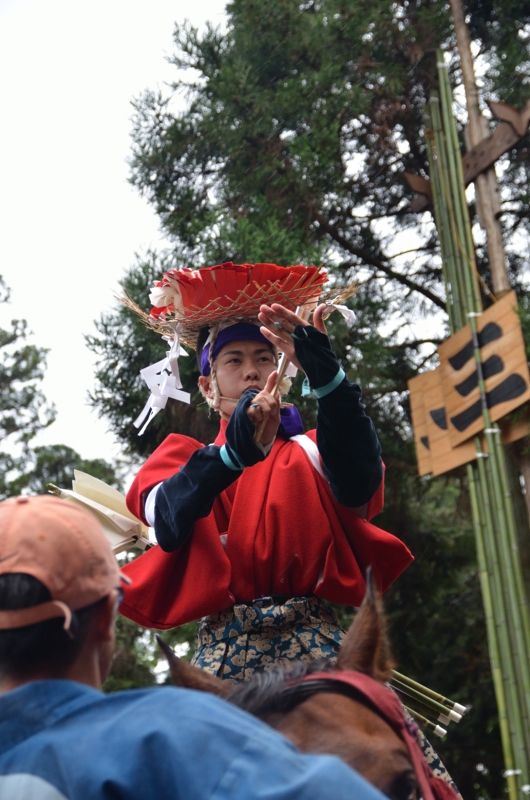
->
[191,595,460,797]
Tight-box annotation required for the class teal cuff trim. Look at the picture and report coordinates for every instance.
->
[313,367,346,399]
[301,378,311,397]
[219,444,245,471]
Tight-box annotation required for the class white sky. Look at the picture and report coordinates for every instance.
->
[0,0,227,466]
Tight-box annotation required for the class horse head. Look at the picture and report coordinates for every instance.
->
[157,571,449,800]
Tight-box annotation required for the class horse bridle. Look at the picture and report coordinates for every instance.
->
[271,670,428,800]
[272,672,386,717]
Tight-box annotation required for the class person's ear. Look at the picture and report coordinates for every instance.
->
[94,592,118,644]
[198,375,213,398]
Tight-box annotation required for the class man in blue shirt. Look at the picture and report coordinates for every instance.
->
[0,495,386,800]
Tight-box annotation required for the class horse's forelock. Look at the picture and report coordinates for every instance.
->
[227,659,333,716]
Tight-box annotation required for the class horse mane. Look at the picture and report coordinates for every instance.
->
[226,659,334,716]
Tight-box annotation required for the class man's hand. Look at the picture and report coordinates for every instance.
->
[246,370,281,446]
[258,303,328,372]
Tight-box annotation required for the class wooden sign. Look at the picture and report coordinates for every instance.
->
[409,368,477,476]
[409,374,530,478]
[438,291,530,448]
[408,372,433,476]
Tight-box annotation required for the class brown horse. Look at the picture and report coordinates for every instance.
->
[157,575,455,800]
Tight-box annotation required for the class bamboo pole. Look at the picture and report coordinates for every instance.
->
[429,96,467,328]
[421,54,530,794]
[467,462,519,798]
[436,62,480,311]
[475,451,528,774]
[425,104,455,329]
[441,52,530,775]
[495,434,530,657]
[440,53,530,761]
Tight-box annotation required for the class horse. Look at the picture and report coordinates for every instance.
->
[157,572,457,800]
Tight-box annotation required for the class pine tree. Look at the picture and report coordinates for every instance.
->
[0,276,55,499]
[10,444,122,496]
[127,0,529,301]
[0,275,120,498]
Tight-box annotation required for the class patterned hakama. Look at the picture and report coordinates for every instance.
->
[192,595,461,798]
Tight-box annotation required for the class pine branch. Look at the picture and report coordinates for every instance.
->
[396,337,443,348]
[313,213,446,309]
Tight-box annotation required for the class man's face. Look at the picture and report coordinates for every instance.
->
[199,339,276,419]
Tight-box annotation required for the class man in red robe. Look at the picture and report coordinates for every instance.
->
[121,300,413,682]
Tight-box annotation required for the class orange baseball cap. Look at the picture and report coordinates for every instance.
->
[0,495,131,632]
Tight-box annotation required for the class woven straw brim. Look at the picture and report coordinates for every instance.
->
[120,273,359,350]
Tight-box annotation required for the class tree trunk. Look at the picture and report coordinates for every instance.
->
[449,0,511,296]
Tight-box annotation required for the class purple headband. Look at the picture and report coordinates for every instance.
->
[199,322,272,376]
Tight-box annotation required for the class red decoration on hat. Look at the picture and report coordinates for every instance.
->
[148,262,328,330]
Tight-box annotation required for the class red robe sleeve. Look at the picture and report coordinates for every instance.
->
[125,433,201,524]
[120,434,234,629]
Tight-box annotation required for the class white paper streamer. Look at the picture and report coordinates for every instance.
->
[134,354,191,435]
[164,328,188,391]
[326,302,356,326]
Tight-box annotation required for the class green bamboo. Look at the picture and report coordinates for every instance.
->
[425,119,454,328]
[494,429,530,657]
[434,85,474,310]
[437,57,481,310]
[467,463,519,798]
[449,66,530,759]
[475,451,529,778]
[430,54,527,789]
[419,53,530,795]
[429,96,467,327]
[437,55,530,765]
[475,447,526,760]
[486,436,530,759]
[426,102,455,327]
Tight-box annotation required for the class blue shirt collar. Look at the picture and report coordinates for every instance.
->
[0,680,102,756]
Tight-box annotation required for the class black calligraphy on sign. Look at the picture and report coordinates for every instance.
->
[454,355,503,397]
[445,328,527,432]
[419,366,478,477]
[448,322,502,370]
[409,294,530,476]
[437,290,530,449]
[451,374,527,431]
[429,407,447,430]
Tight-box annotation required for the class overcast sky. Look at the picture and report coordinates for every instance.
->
[0,0,227,468]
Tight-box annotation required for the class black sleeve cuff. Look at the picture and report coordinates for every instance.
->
[292,325,342,390]
[154,445,239,552]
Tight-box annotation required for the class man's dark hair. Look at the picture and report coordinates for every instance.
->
[0,573,107,680]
